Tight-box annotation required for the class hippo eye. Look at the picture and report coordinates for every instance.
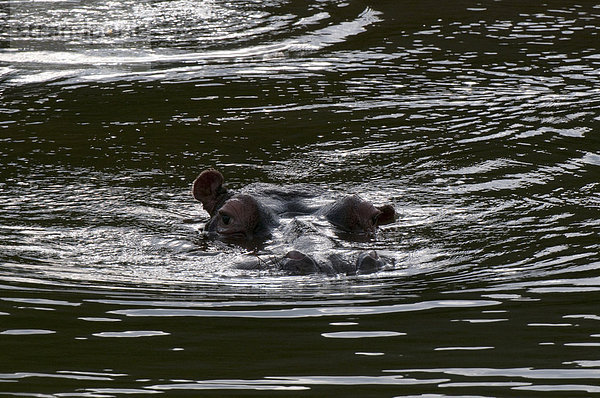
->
[221,213,231,225]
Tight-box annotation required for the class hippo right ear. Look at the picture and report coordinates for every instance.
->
[192,169,226,216]
[376,204,396,225]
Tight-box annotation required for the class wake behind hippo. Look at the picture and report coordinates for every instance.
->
[192,169,395,275]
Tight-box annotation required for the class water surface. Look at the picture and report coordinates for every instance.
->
[1,0,600,396]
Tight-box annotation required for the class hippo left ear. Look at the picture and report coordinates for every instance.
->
[376,204,395,225]
[192,169,227,216]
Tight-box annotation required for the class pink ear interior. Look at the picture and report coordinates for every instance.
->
[192,169,226,216]
[192,169,224,202]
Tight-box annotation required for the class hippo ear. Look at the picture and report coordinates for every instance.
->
[192,169,226,216]
[375,204,395,225]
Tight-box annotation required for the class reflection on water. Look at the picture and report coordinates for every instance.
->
[1,0,600,396]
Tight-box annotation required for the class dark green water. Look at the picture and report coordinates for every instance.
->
[1,0,600,396]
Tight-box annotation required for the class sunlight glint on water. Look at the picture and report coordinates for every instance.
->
[0,0,599,396]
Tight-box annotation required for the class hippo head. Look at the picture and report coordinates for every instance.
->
[193,170,276,241]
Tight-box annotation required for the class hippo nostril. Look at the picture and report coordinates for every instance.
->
[285,250,306,260]
[356,251,383,274]
[281,251,319,275]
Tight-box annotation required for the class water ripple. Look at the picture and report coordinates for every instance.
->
[0,1,599,396]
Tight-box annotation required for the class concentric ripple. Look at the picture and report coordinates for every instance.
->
[1,0,599,396]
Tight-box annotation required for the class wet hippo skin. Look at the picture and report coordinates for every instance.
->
[192,169,395,275]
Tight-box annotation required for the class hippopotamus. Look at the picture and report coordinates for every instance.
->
[192,169,396,275]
